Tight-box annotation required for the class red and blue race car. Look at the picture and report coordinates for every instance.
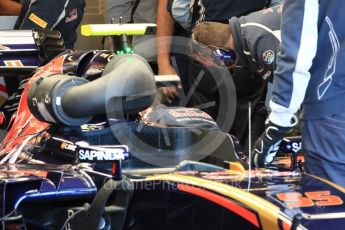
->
[0,25,344,230]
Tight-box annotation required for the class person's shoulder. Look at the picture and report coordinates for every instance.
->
[241,5,282,23]
[229,16,240,28]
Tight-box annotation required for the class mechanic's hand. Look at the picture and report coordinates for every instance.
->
[251,121,292,168]
[158,86,180,100]
[158,64,181,100]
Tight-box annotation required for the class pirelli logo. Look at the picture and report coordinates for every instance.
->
[4,60,24,67]
[29,13,47,29]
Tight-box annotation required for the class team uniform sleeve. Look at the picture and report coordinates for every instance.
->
[19,0,66,30]
[269,0,319,127]
[255,32,280,81]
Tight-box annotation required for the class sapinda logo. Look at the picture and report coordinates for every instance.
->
[78,145,129,162]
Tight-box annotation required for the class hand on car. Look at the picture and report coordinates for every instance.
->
[251,120,292,168]
[158,64,181,99]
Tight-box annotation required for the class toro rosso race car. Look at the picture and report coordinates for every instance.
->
[0,25,344,230]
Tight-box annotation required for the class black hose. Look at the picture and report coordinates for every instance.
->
[28,54,156,126]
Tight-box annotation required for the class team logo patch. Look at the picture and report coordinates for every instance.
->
[29,13,47,29]
[262,50,275,65]
[65,8,78,23]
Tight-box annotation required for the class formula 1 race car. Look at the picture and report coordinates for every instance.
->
[0,25,344,230]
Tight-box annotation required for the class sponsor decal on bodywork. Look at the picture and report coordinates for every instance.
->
[276,191,343,208]
[78,145,129,162]
[4,60,24,67]
[60,142,77,152]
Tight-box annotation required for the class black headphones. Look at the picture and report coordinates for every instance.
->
[190,38,237,67]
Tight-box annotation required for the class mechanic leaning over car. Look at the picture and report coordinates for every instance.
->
[191,5,281,84]
[252,0,345,187]
[190,5,282,149]
[15,0,86,49]
[157,0,281,151]
[157,0,275,97]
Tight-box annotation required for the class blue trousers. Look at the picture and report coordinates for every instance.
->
[301,112,345,188]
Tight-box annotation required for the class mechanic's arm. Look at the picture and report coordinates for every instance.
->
[156,0,180,99]
[0,0,22,15]
[18,0,65,29]
[252,0,319,168]
[156,0,176,75]
[269,0,319,126]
